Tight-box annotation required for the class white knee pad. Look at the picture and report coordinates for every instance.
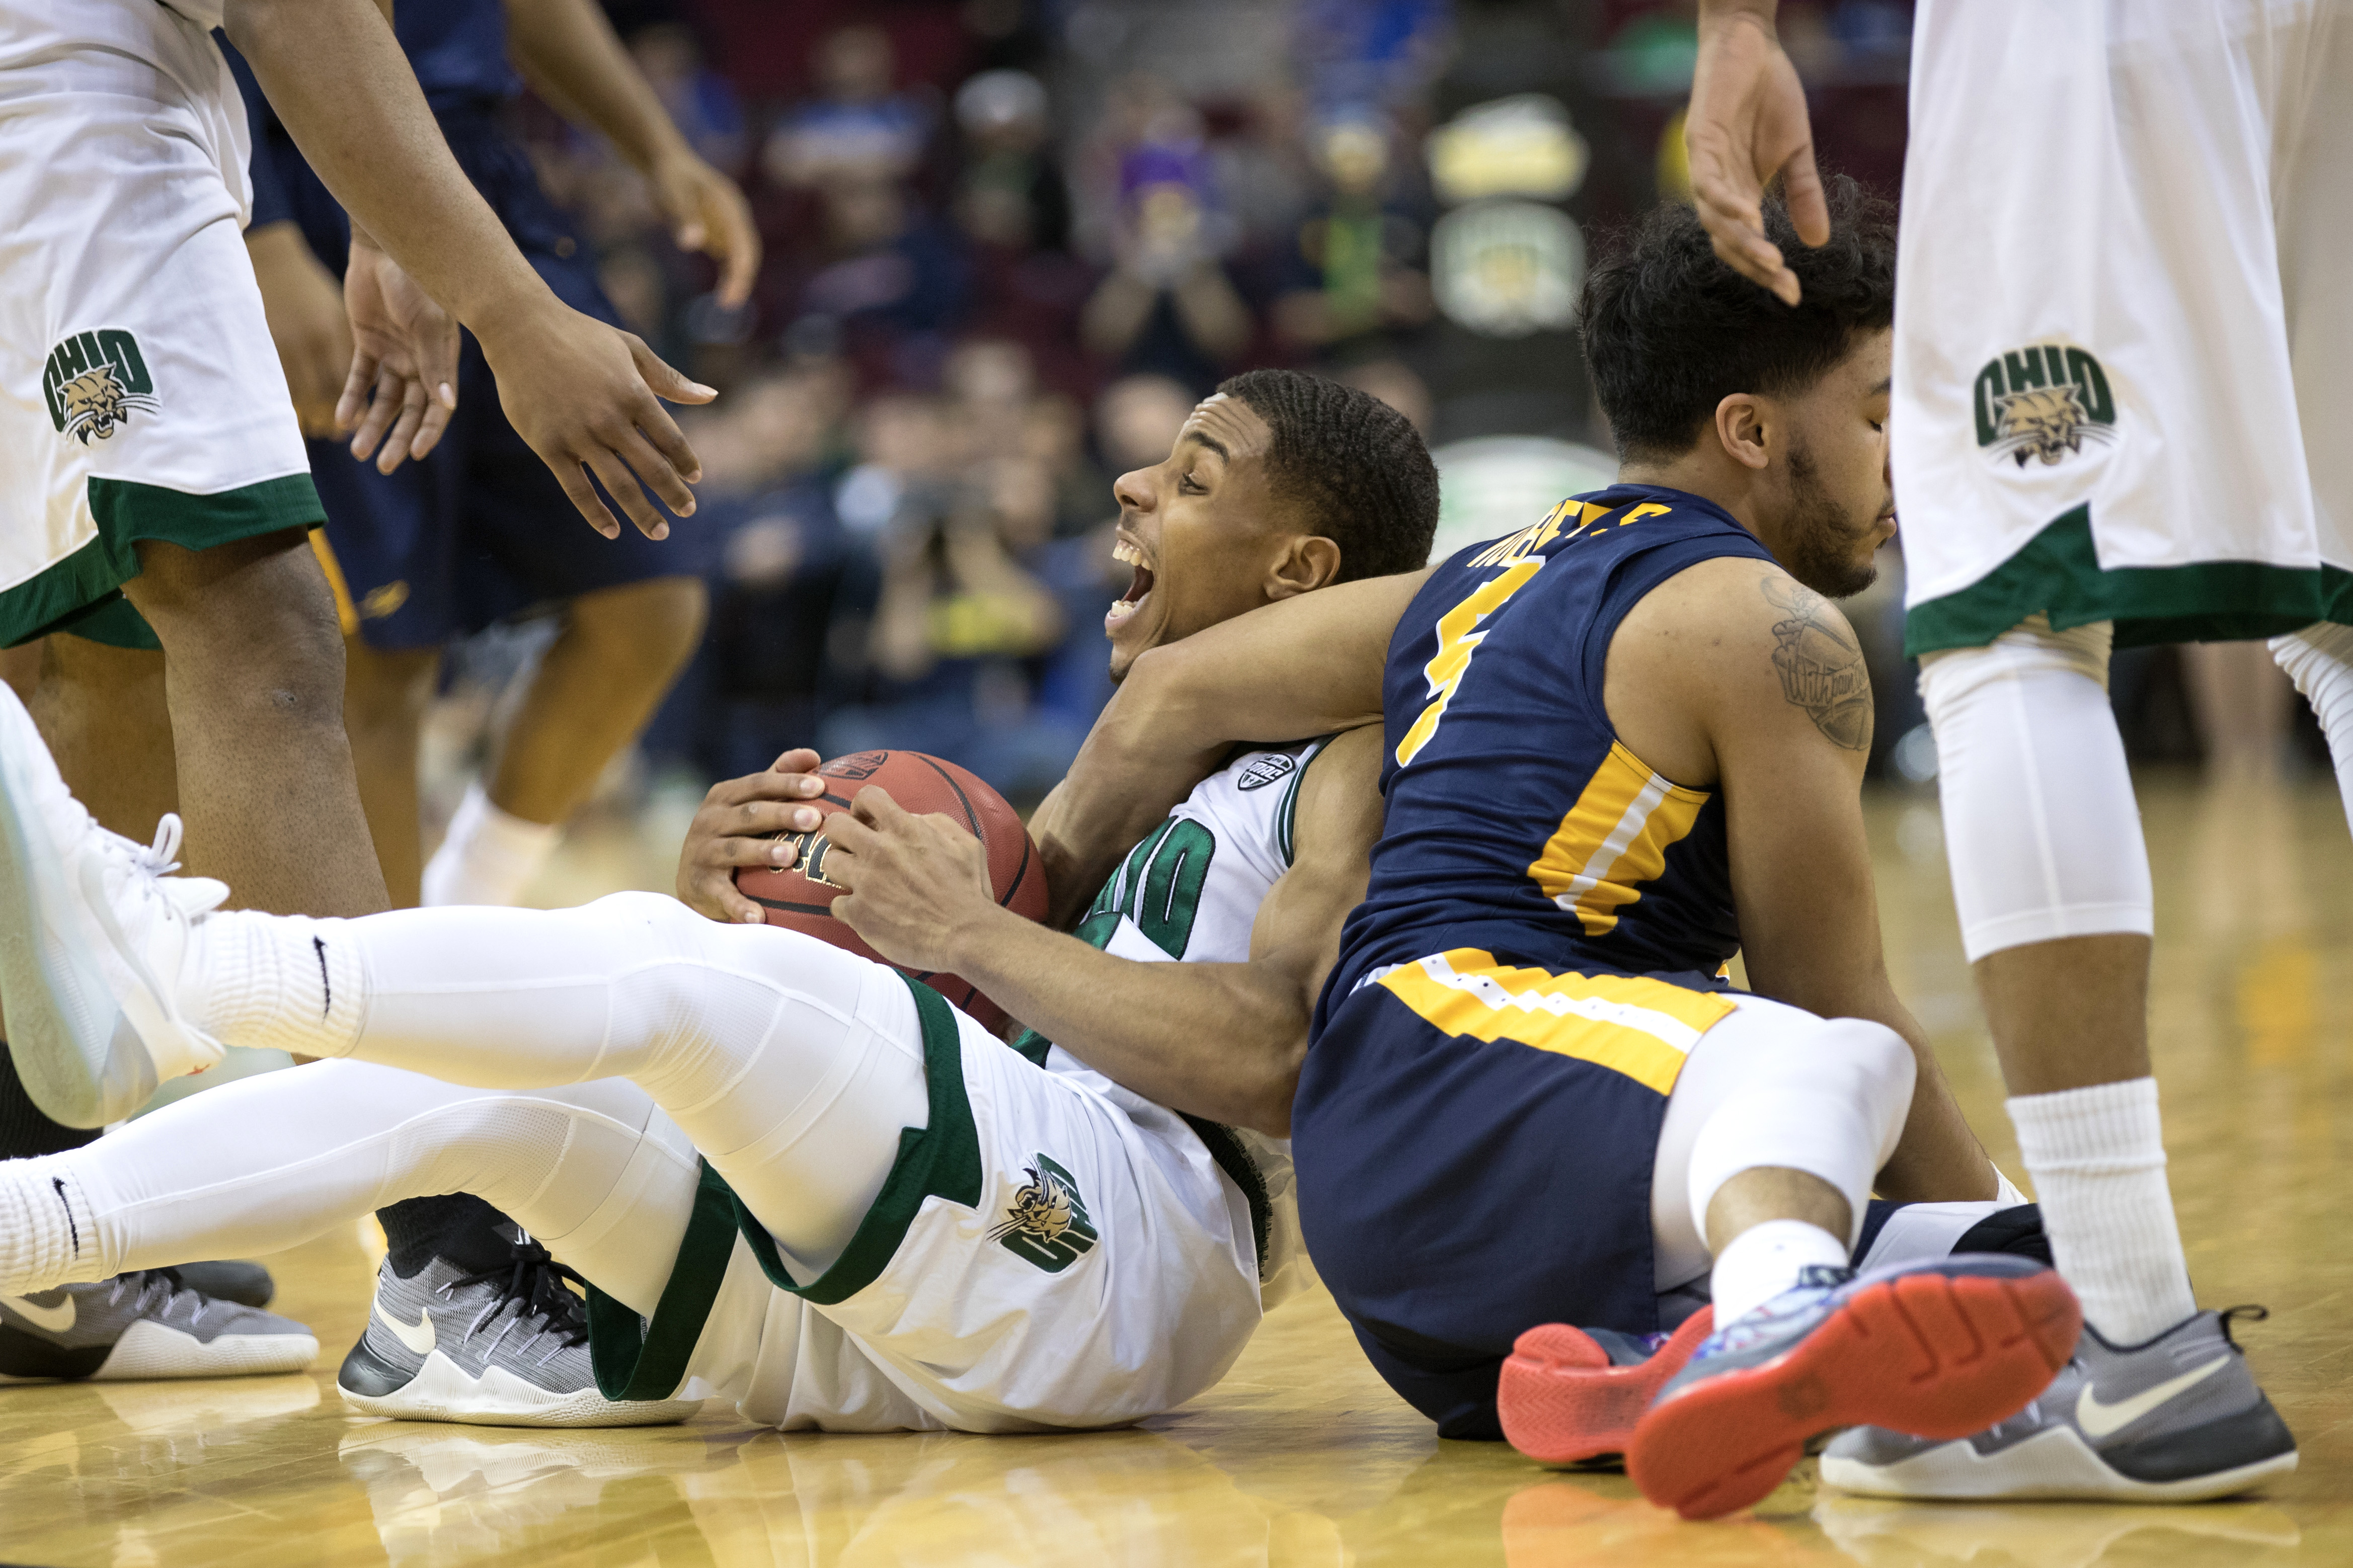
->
[1685,1017,1915,1249]
[1917,618,2152,961]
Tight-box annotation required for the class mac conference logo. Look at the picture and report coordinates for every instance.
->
[1974,343,2116,468]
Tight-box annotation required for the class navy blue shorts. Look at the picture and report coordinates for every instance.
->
[1295,951,1743,1440]
[287,108,703,648]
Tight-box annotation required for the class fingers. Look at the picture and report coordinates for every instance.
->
[628,334,718,409]
[337,347,383,442]
[848,785,905,828]
[711,191,763,310]
[348,364,405,463]
[771,747,822,774]
[552,458,622,539]
[687,859,772,925]
[613,423,699,520]
[376,376,429,475]
[1779,144,1831,249]
[407,382,456,463]
[583,446,671,540]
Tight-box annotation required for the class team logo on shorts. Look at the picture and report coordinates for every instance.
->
[42,329,158,445]
[1235,754,1296,791]
[990,1153,1099,1273]
[1974,344,2116,468]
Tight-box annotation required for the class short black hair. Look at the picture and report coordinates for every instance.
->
[1579,175,1896,462]
[1216,368,1439,581]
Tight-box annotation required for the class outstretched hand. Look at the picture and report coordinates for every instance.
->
[476,301,717,539]
[822,787,999,974]
[1687,2,1829,305]
[675,748,829,924]
[339,239,461,470]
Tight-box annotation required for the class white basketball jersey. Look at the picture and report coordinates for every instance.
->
[1040,737,1335,1311]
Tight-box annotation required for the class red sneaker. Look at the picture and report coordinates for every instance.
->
[1500,1309,1716,1465]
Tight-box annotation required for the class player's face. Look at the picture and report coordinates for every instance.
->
[1766,327,1896,599]
[1104,395,1295,682]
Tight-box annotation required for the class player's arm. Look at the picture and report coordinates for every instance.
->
[223,0,715,536]
[1688,0,1827,304]
[1618,560,1996,1203]
[1029,568,1427,926]
[822,728,1386,1135]
[502,0,760,308]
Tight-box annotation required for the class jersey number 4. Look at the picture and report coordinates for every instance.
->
[1394,559,1544,766]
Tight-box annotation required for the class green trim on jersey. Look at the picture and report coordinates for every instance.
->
[1275,735,1337,866]
[1905,504,2353,656]
[0,473,324,649]
[584,975,978,1399]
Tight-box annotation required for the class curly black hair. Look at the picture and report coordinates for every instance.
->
[1579,175,1897,461]
[1216,368,1439,581]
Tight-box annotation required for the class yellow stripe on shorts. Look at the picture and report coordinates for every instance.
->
[1378,948,1735,1096]
[308,530,360,639]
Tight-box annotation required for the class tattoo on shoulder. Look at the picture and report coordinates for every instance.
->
[1759,575,1871,751]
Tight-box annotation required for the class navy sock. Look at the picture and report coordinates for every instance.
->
[0,1045,99,1159]
[378,1193,516,1280]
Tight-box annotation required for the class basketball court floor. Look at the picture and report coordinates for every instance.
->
[3,774,2348,1566]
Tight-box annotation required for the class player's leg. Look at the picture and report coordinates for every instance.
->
[425,575,705,908]
[0,1058,709,1420]
[340,635,440,909]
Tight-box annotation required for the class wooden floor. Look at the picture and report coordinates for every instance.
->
[6,772,2351,1567]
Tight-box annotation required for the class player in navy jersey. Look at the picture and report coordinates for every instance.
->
[226,0,758,1427]
[1045,183,2101,1519]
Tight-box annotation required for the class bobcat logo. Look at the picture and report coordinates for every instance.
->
[1974,343,2117,468]
[42,329,158,445]
[990,1153,1099,1273]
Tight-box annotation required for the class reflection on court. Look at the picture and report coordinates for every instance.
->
[2,776,2349,1566]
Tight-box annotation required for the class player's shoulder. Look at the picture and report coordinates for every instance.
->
[1282,726,1384,869]
[1615,557,1867,728]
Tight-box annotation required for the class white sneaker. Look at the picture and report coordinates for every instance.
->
[0,684,227,1127]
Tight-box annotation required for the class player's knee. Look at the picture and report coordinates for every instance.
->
[1917,616,2114,723]
[124,532,347,708]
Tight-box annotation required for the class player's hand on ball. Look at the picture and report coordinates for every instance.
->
[824,787,996,973]
[339,239,462,470]
[677,749,829,925]
[475,300,717,541]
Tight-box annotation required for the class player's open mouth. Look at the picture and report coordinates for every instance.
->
[1106,537,1155,632]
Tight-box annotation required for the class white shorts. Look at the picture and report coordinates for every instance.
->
[1895,0,2353,655]
[0,0,316,647]
[606,994,1270,1434]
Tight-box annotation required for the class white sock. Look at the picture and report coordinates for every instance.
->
[1708,1218,1851,1327]
[0,1159,100,1292]
[2272,623,2353,834]
[186,910,367,1060]
[422,782,562,907]
[2007,1078,2197,1345]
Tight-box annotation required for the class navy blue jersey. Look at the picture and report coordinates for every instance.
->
[1326,485,1777,1006]
[396,0,517,112]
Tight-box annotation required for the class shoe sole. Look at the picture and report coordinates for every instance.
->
[1820,1422,2301,1503]
[1499,1310,1715,1465]
[338,1349,700,1429]
[1627,1267,2081,1520]
[0,1324,319,1382]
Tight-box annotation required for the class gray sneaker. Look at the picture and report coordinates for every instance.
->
[338,1233,699,1428]
[1820,1307,2298,1502]
[0,1268,317,1381]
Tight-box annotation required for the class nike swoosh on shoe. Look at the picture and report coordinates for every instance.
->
[2075,1356,2230,1438]
[2,1293,77,1334]
[375,1300,435,1356]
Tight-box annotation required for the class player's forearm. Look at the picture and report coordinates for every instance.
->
[225,0,551,326]
[947,909,1306,1134]
[503,0,693,175]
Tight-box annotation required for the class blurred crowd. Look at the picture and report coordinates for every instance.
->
[466,0,2296,806]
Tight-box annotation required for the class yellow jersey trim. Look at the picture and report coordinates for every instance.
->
[1525,740,1710,936]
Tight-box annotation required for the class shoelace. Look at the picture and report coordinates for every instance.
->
[439,1239,594,1368]
[105,1267,210,1327]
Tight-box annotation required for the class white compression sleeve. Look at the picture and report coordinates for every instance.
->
[192,892,930,1282]
[2272,620,2353,834]
[1651,995,1917,1290]
[1916,618,2153,961]
[1,1062,696,1314]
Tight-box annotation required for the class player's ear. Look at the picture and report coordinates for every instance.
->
[1266,535,1342,601]
[1714,393,1771,472]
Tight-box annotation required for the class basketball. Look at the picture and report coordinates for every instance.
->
[733,750,1047,1033]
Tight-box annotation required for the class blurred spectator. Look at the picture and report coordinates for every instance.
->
[1094,373,1195,474]
[629,21,748,172]
[1078,104,1252,390]
[1335,357,1435,435]
[1272,111,1435,355]
[954,68,1069,252]
[783,179,971,388]
[762,25,933,189]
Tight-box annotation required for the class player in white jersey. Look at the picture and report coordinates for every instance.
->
[0,371,1433,1429]
[1682,0,2327,1501]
